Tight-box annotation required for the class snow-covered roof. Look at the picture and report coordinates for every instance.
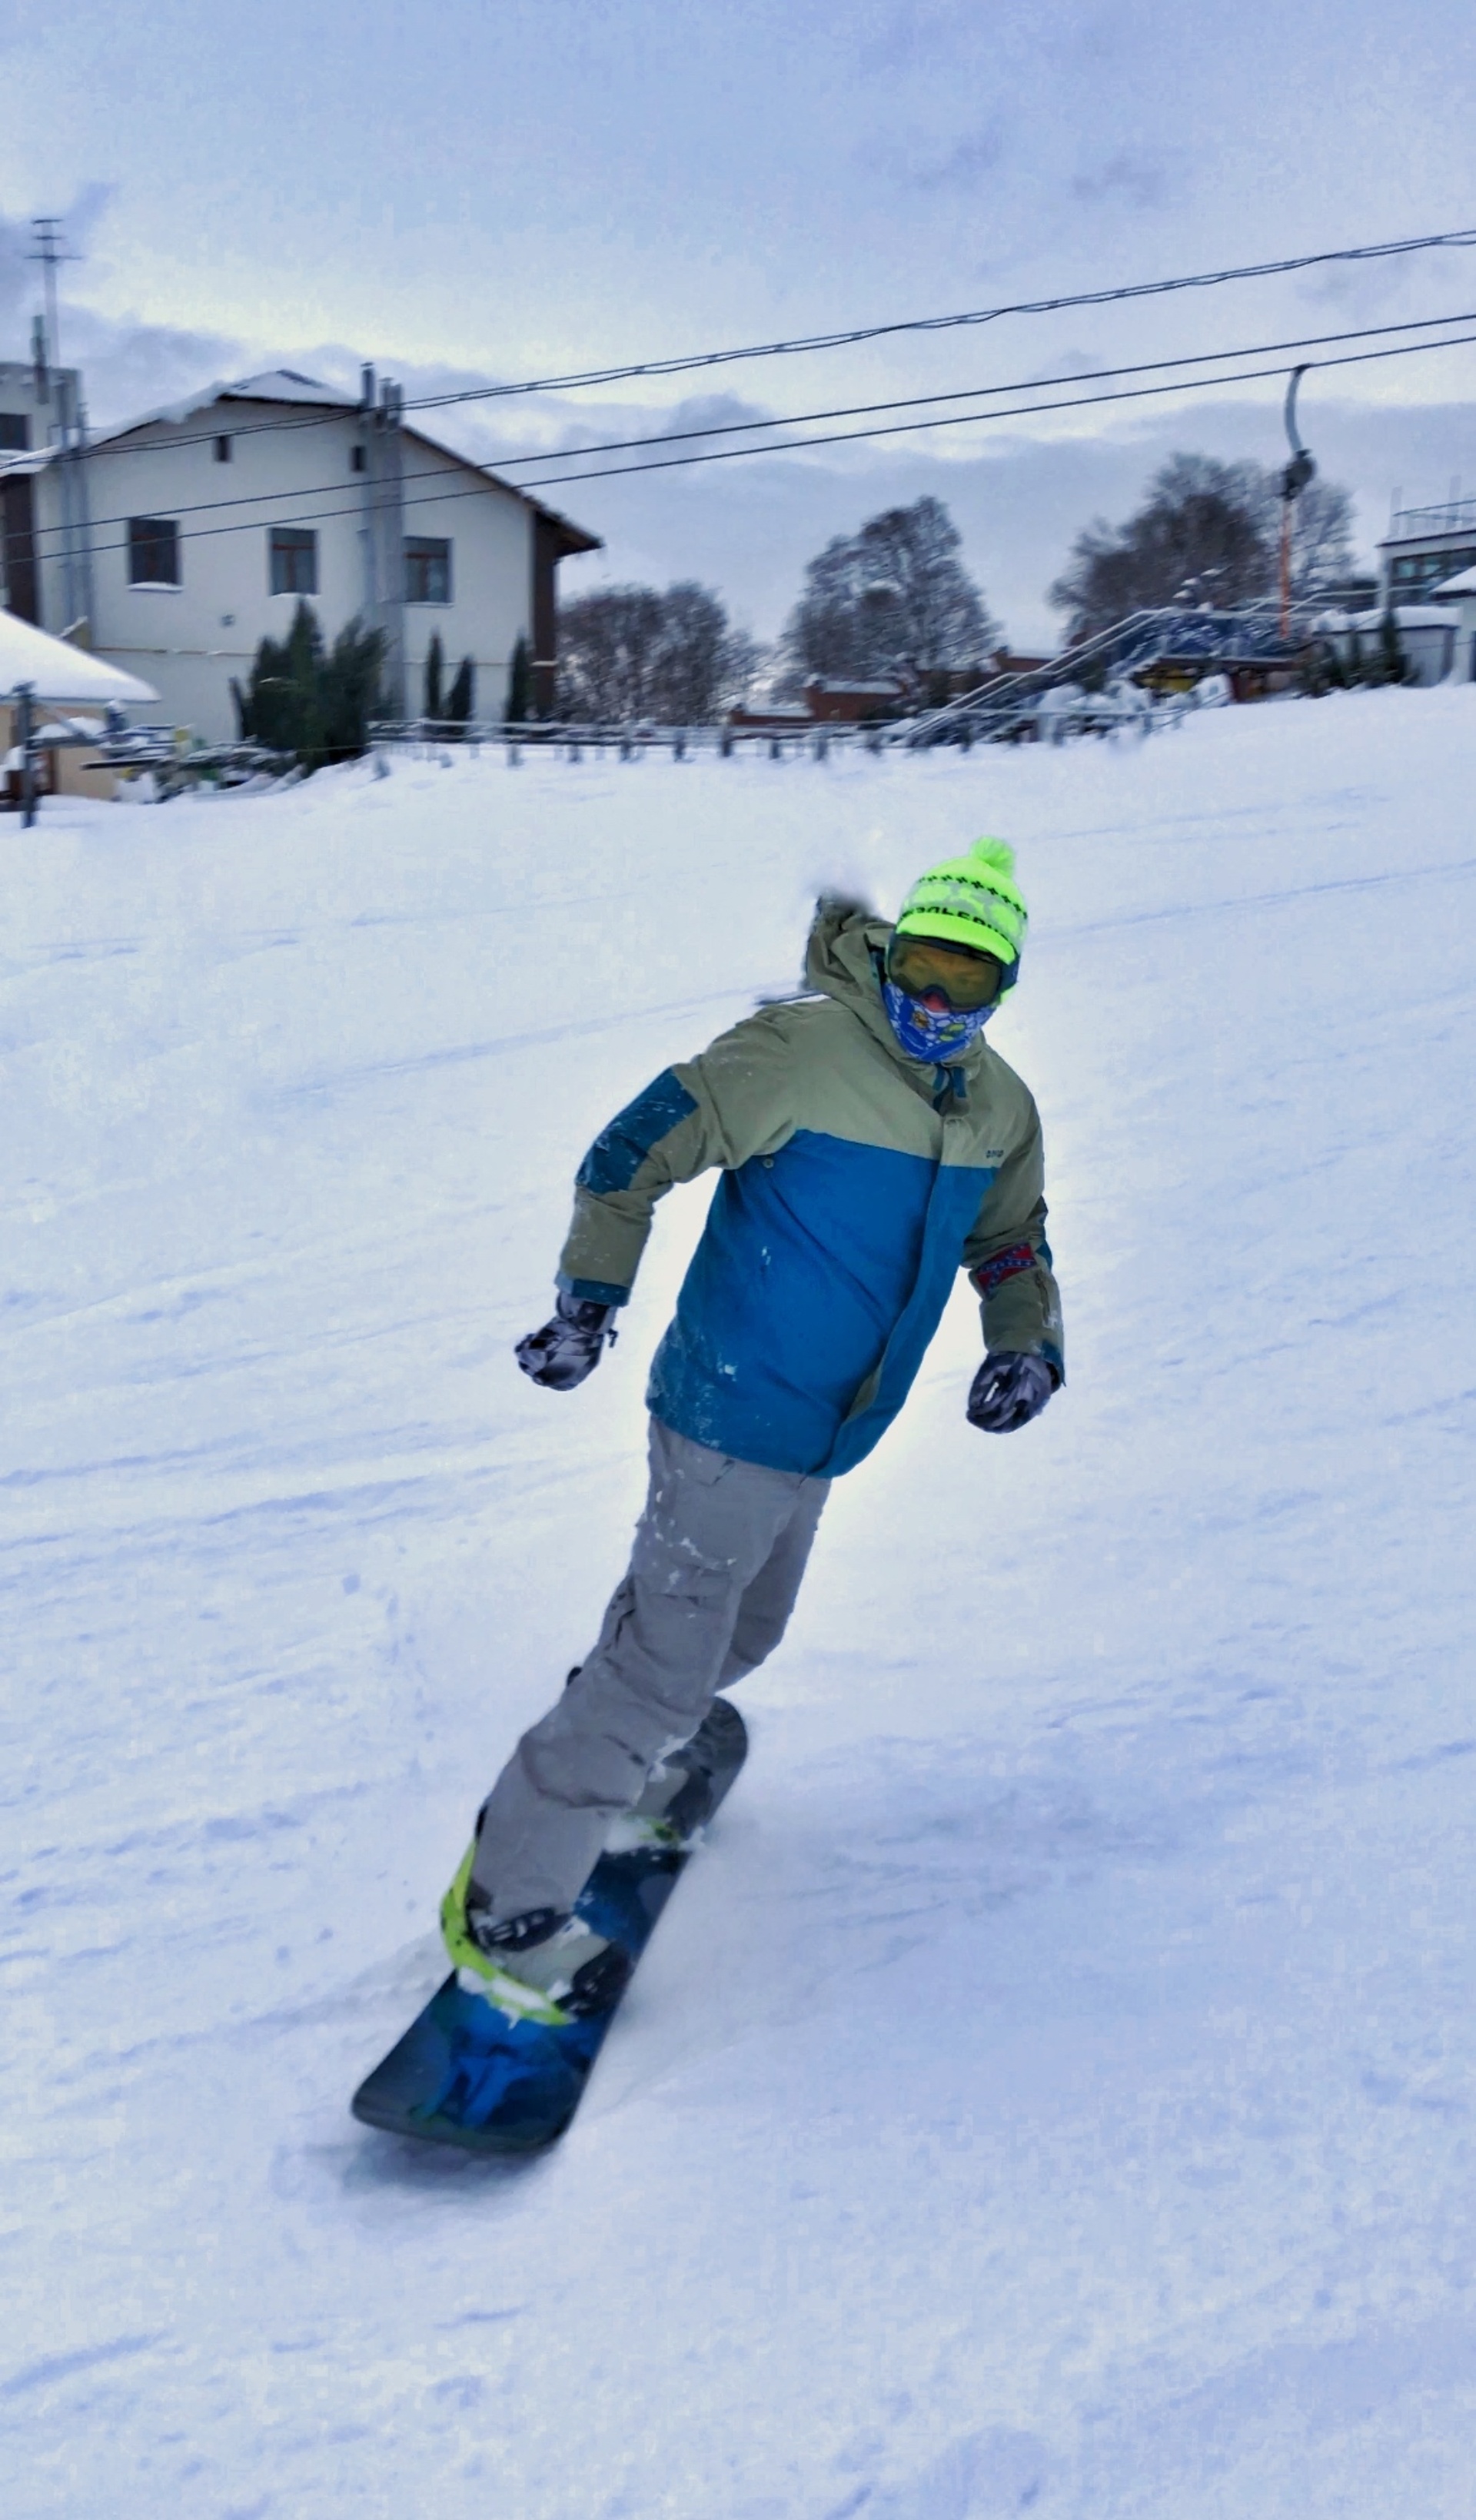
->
[0,610,159,704]
[223,370,354,406]
[803,676,906,695]
[16,370,599,553]
[1430,565,1476,599]
[67,369,357,453]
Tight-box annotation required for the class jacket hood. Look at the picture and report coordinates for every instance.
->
[803,897,996,1079]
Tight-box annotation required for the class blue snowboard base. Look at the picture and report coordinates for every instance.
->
[351,1699,747,2154]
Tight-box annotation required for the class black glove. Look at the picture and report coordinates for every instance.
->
[967,1351,1055,1434]
[516,1292,616,1391]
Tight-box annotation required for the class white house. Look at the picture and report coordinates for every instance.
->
[0,369,600,740]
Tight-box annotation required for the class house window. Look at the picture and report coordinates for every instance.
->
[0,414,28,451]
[214,434,232,464]
[351,444,366,473]
[269,527,318,596]
[404,536,451,604]
[128,516,181,586]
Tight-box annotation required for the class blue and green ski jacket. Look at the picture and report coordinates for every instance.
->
[557,903,1063,1478]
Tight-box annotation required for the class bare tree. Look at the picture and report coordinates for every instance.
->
[557,587,664,720]
[1049,451,1356,640]
[649,583,762,722]
[783,497,997,688]
[557,581,758,722]
[1277,474,1356,601]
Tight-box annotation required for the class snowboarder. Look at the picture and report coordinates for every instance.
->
[440,837,1064,2022]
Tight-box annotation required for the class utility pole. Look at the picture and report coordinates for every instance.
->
[358,366,406,716]
[15,682,37,828]
[28,218,95,637]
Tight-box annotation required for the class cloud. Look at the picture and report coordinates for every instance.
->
[299,367,783,473]
[518,388,779,457]
[869,121,1007,196]
[71,314,245,425]
[901,128,1006,192]
[1070,150,1178,211]
[1026,349,1109,385]
[0,202,42,330]
[857,0,975,78]
[1,191,241,424]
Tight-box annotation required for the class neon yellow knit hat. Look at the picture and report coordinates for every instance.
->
[894,837,1028,989]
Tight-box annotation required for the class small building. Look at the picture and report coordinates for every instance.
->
[1330,603,1461,687]
[1377,496,1476,610]
[0,369,600,740]
[0,603,159,806]
[1427,564,1476,681]
[726,701,816,736]
[801,675,908,723]
[982,648,1055,680]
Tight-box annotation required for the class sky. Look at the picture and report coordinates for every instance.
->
[2,0,1474,647]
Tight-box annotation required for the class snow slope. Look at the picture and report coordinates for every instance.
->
[4,692,1475,2518]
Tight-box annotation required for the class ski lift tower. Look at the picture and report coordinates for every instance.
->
[1278,364,1317,638]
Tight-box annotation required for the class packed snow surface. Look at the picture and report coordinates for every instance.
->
[5,692,1475,2516]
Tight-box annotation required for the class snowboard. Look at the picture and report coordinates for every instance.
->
[351,1697,748,2154]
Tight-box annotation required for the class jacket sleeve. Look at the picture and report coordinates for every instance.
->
[556,1010,797,1305]
[959,1100,1065,1381]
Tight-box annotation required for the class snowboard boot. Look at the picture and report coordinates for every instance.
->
[603,1694,746,1855]
[603,1744,719,1855]
[554,1670,734,1859]
[440,1848,631,2026]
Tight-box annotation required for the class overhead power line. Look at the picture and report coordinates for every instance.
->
[19,308,1476,553]
[60,324,1476,567]
[402,221,1476,411]
[514,327,1476,492]
[41,220,1476,467]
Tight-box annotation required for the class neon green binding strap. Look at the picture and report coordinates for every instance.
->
[439,1843,574,2027]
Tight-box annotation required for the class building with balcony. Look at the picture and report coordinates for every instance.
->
[1377,496,1476,610]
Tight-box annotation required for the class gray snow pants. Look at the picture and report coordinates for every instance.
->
[470,1416,830,1923]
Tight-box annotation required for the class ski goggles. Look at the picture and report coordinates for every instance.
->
[885,932,1006,1011]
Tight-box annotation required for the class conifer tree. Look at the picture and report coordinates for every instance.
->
[1375,607,1417,687]
[321,617,387,760]
[423,632,444,723]
[445,655,476,732]
[234,603,384,766]
[506,633,532,726]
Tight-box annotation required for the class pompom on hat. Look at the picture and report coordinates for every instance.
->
[893,836,1028,993]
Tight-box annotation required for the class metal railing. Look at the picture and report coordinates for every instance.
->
[367,716,883,761]
[889,603,1312,747]
[1387,498,1476,540]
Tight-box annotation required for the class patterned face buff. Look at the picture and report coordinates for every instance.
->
[881,978,994,1063]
